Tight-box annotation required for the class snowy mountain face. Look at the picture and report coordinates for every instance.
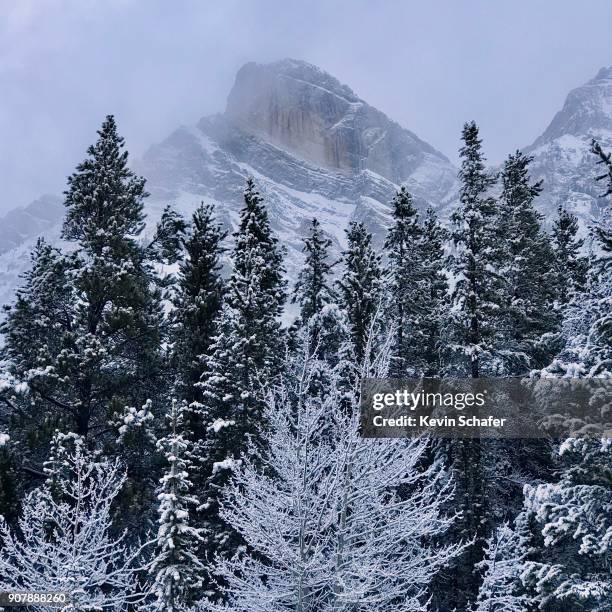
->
[525,66,612,232]
[135,59,457,275]
[0,195,65,308]
[0,60,457,307]
[1,60,612,308]
[0,194,63,254]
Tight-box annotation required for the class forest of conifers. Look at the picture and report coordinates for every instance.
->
[0,115,610,611]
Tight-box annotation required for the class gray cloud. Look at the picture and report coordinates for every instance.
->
[2,0,612,212]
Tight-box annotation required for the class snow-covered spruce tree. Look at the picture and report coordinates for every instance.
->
[204,326,463,611]
[109,398,159,534]
[149,399,204,611]
[511,141,612,611]
[551,205,589,307]
[197,178,286,591]
[383,187,426,377]
[168,204,226,573]
[444,122,501,610]
[337,221,383,363]
[0,239,75,463]
[588,138,612,376]
[1,117,165,500]
[419,207,450,376]
[172,203,226,404]
[292,218,336,328]
[593,140,612,245]
[481,151,560,548]
[148,204,188,267]
[61,115,164,435]
[0,434,149,610]
[410,205,451,377]
[497,151,560,373]
[543,140,611,380]
[448,120,503,377]
[289,219,343,397]
[474,523,529,612]
[517,438,612,611]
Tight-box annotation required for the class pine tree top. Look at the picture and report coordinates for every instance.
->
[553,206,584,251]
[384,187,420,251]
[292,217,335,322]
[458,121,497,206]
[501,150,543,205]
[229,178,286,309]
[62,115,148,246]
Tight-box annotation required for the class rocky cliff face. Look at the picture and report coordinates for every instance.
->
[525,66,612,232]
[0,194,63,253]
[224,60,454,197]
[135,59,458,280]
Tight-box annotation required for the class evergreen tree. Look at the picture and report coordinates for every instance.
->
[418,207,450,376]
[292,218,335,327]
[197,179,286,592]
[592,140,612,253]
[445,122,499,609]
[200,178,286,422]
[518,438,611,611]
[589,139,612,376]
[2,116,164,443]
[148,204,188,266]
[515,140,612,612]
[383,187,425,377]
[62,115,164,437]
[551,206,588,306]
[223,177,286,373]
[484,152,561,574]
[173,203,226,404]
[1,116,166,538]
[448,120,502,377]
[1,239,75,463]
[337,221,383,363]
[496,151,560,372]
[150,400,204,611]
[110,398,159,534]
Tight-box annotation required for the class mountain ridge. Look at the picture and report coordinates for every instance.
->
[1,59,611,309]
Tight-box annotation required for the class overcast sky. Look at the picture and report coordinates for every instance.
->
[2,0,612,212]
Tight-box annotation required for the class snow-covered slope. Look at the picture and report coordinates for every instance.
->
[0,59,458,308]
[0,194,63,254]
[2,61,612,309]
[135,59,458,274]
[525,66,612,232]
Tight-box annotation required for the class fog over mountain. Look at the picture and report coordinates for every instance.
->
[0,59,611,307]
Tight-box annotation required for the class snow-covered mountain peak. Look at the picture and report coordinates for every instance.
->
[532,65,612,148]
[523,67,612,233]
[224,59,452,186]
[594,65,612,82]
[5,61,610,310]
[230,59,361,106]
[0,59,461,308]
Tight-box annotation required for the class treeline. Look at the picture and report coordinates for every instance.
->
[0,116,609,611]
